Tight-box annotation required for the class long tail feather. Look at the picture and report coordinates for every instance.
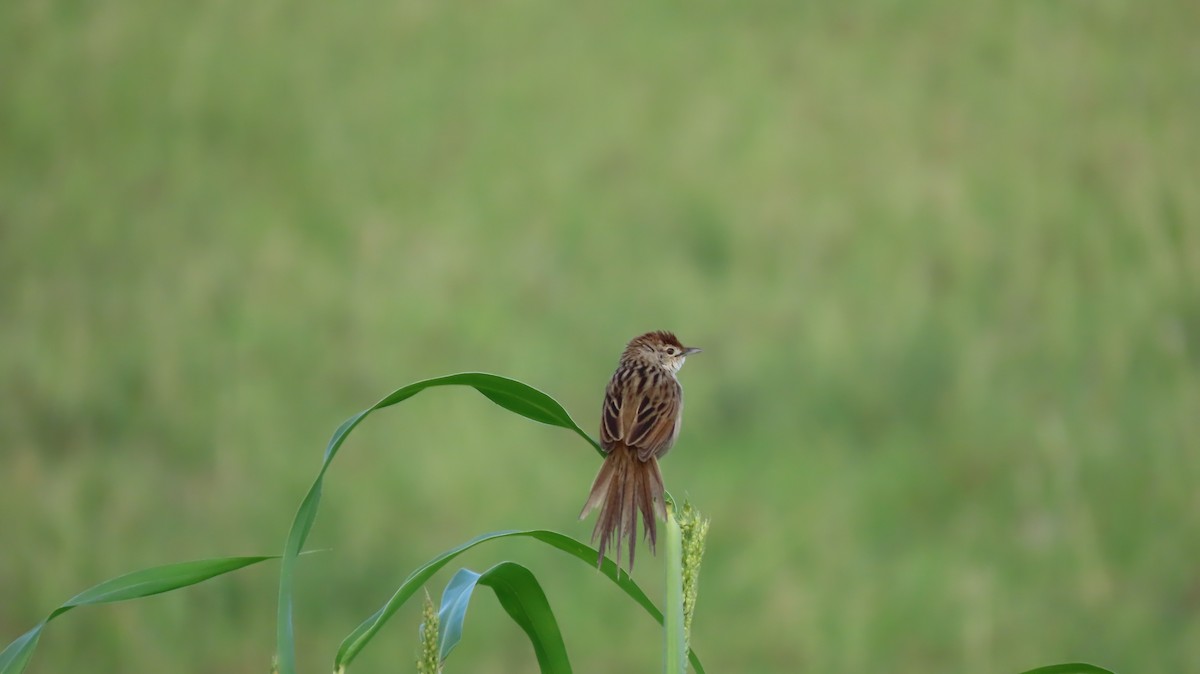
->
[637,461,655,548]
[579,453,617,520]
[622,460,637,568]
[579,445,665,571]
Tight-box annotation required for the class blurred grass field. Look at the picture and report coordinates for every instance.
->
[2,0,1199,672]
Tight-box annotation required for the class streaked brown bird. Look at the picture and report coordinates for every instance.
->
[579,330,701,570]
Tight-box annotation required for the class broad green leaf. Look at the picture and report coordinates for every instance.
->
[276,373,602,674]
[335,529,705,674]
[0,556,278,674]
[1017,665,1116,674]
[436,563,570,673]
[481,564,569,672]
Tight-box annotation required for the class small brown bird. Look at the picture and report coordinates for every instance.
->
[580,330,701,570]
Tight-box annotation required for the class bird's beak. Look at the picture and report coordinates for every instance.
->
[683,347,702,356]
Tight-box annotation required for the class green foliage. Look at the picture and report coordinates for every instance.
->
[436,563,569,672]
[0,373,1116,674]
[2,374,711,674]
[275,373,597,674]
[334,527,705,674]
[0,556,280,674]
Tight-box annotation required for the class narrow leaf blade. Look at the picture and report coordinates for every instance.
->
[64,556,276,607]
[0,626,42,674]
[1017,665,1117,674]
[1,556,278,674]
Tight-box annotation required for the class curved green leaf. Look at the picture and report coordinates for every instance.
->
[276,373,602,674]
[437,563,570,673]
[437,569,482,661]
[335,529,704,674]
[1017,665,1116,674]
[1,555,278,674]
[0,627,41,674]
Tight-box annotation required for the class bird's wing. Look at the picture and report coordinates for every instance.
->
[600,371,680,462]
[626,379,681,461]
[600,377,624,448]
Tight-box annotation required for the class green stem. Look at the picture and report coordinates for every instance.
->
[664,503,686,674]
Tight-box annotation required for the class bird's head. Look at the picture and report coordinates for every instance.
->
[621,330,701,373]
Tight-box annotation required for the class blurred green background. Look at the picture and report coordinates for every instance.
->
[2,0,1198,672]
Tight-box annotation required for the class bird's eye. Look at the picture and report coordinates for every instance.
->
[666,347,677,355]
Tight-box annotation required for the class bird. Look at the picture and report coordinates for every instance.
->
[579,330,701,571]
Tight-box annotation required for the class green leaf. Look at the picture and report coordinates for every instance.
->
[334,529,705,674]
[59,557,274,606]
[663,507,685,674]
[0,627,41,674]
[0,556,278,674]
[437,569,483,661]
[1017,665,1117,674]
[275,373,602,674]
[436,563,571,673]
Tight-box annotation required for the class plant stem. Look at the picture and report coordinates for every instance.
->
[664,503,686,674]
